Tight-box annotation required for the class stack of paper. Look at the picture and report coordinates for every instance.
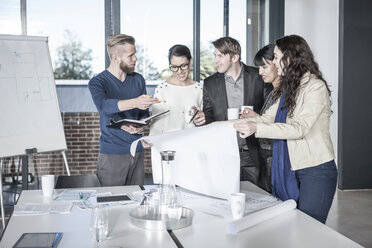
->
[13,203,73,216]
[53,189,96,201]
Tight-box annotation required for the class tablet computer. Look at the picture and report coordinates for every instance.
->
[96,195,132,203]
[13,232,63,248]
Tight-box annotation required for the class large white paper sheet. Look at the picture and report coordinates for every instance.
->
[130,122,240,199]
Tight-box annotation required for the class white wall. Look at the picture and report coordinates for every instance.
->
[285,0,339,159]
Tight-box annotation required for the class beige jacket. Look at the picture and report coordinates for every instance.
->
[251,73,335,170]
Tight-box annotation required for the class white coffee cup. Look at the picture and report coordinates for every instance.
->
[41,175,55,197]
[230,193,246,219]
[227,108,239,120]
[240,105,254,114]
[184,105,194,123]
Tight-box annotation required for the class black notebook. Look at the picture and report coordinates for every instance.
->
[107,110,170,128]
[13,232,63,248]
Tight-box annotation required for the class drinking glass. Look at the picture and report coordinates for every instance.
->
[91,205,108,242]
[141,189,160,219]
[167,191,183,220]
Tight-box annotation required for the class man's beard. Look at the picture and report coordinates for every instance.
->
[120,61,135,74]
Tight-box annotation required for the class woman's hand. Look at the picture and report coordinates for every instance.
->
[233,121,257,138]
[240,107,259,118]
[193,107,206,126]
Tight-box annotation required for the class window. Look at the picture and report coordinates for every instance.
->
[229,0,247,63]
[27,0,105,79]
[200,0,222,80]
[121,0,193,81]
[0,1,21,35]
[230,0,269,66]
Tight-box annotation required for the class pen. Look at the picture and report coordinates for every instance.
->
[189,109,199,123]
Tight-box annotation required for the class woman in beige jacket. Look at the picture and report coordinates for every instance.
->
[234,35,337,224]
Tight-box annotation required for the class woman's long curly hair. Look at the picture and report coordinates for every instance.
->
[273,35,331,116]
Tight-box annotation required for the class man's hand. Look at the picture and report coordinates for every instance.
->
[240,107,259,118]
[121,125,145,134]
[118,95,159,111]
[140,139,152,148]
[135,95,159,110]
[233,121,257,138]
[193,107,206,126]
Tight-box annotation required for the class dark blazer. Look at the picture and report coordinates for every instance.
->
[203,63,273,168]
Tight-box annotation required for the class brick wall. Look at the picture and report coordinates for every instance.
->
[1,112,152,180]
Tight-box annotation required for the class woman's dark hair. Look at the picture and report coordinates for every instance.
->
[168,44,192,64]
[253,44,275,66]
[274,35,331,116]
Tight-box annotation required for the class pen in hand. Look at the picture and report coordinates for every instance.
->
[189,109,199,123]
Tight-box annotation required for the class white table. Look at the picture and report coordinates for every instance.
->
[0,186,177,248]
[0,183,363,248]
[173,181,363,248]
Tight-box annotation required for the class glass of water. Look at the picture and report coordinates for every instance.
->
[91,204,108,242]
[167,191,183,220]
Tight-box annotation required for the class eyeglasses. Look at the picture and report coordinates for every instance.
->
[169,63,189,72]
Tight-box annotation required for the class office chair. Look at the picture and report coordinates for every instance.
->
[55,174,101,189]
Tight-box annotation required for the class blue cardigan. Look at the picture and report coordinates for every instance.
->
[88,70,149,154]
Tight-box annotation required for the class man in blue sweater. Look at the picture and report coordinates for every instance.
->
[89,34,157,186]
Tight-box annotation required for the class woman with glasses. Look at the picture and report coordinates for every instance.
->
[234,35,337,224]
[240,44,280,193]
[149,44,202,136]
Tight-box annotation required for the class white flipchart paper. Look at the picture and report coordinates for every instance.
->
[130,122,240,199]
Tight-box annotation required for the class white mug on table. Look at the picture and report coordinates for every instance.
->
[41,175,55,197]
[230,192,246,219]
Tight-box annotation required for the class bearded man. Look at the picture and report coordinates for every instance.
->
[89,34,157,186]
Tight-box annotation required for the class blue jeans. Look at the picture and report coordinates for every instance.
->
[295,160,337,224]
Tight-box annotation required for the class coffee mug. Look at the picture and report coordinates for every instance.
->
[227,108,239,120]
[41,175,55,197]
[230,192,246,219]
[240,105,254,114]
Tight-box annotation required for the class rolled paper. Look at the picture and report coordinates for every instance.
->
[227,199,297,234]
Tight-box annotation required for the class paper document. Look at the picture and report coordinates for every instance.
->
[242,190,280,211]
[130,121,240,199]
[179,188,280,219]
[53,189,96,201]
[179,188,230,218]
[227,199,297,234]
[13,203,73,216]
